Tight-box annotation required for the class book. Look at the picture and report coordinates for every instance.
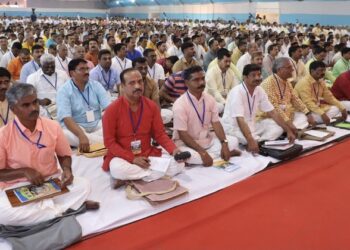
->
[6,178,69,207]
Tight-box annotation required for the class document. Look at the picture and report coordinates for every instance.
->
[304,130,330,138]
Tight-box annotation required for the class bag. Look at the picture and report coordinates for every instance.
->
[260,143,303,160]
[77,143,107,158]
[126,178,188,204]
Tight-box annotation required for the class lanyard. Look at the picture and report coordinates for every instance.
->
[100,67,112,89]
[313,82,320,102]
[273,74,286,100]
[116,57,126,71]
[242,83,256,118]
[148,66,156,79]
[32,61,39,71]
[71,80,90,107]
[221,72,226,89]
[14,120,46,149]
[186,91,205,126]
[0,103,9,125]
[128,99,144,136]
[42,73,57,90]
[57,57,67,72]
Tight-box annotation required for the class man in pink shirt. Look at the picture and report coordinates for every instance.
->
[0,84,96,226]
[172,66,240,166]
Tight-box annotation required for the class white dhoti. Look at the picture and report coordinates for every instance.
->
[176,135,239,165]
[0,177,90,226]
[109,157,184,180]
[340,101,350,112]
[312,106,341,124]
[161,108,173,124]
[63,121,104,147]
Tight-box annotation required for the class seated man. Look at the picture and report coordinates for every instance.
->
[0,84,95,226]
[331,69,350,111]
[258,57,316,134]
[7,48,31,82]
[332,47,350,78]
[27,54,69,118]
[221,64,296,154]
[102,68,184,181]
[19,44,44,83]
[173,66,241,166]
[205,48,239,113]
[57,59,111,151]
[159,71,187,106]
[295,61,347,124]
[172,42,198,73]
[0,67,14,127]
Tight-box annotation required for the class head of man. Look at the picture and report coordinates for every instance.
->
[0,36,8,50]
[88,38,99,53]
[268,44,279,58]
[98,49,112,71]
[6,84,39,123]
[143,48,157,67]
[192,34,200,45]
[114,43,127,59]
[272,57,294,80]
[237,39,248,54]
[107,36,116,48]
[150,34,158,44]
[309,61,326,81]
[181,42,195,59]
[242,64,262,89]
[313,46,327,62]
[0,67,11,102]
[26,34,34,45]
[172,37,182,49]
[156,41,166,53]
[165,56,179,71]
[247,43,259,56]
[31,45,44,64]
[209,39,219,54]
[19,49,31,65]
[217,48,231,73]
[132,57,148,79]
[289,45,302,61]
[73,46,85,59]
[341,47,350,61]
[183,66,206,97]
[139,36,148,49]
[67,34,75,47]
[11,42,22,57]
[120,68,144,101]
[57,44,68,60]
[126,37,136,51]
[251,51,263,66]
[68,58,89,85]
[40,54,56,76]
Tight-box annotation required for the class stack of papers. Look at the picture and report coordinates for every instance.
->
[304,130,330,138]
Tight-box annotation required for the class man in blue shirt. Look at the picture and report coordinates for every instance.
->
[125,37,142,61]
[89,49,120,93]
[20,44,44,82]
[57,58,111,152]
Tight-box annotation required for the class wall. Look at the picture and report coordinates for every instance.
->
[27,0,106,9]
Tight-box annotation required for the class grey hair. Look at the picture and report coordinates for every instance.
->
[272,57,290,74]
[6,83,37,108]
[40,53,55,66]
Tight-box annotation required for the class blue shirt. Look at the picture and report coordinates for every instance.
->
[56,79,111,129]
[20,60,40,82]
[89,65,120,91]
[126,49,142,61]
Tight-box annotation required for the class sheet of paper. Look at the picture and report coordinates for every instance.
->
[346,117,350,123]
[262,143,294,150]
[149,157,171,173]
[304,130,330,138]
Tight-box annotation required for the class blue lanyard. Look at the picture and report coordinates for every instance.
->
[0,104,9,125]
[242,83,256,118]
[186,91,205,126]
[57,57,67,71]
[42,73,57,90]
[128,99,144,135]
[221,72,226,89]
[100,67,112,90]
[116,57,126,71]
[14,120,46,149]
[71,80,90,108]
[32,61,39,71]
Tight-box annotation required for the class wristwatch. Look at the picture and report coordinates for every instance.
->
[220,139,228,144]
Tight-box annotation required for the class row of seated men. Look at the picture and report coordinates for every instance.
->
[0,53,349,227]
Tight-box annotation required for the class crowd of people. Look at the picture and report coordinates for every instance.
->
[0,15,350,227]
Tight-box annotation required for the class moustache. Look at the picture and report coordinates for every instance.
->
[0,88,7,92]
[198,85,205,89]
[29,110,39,117]
[133,89,142,94]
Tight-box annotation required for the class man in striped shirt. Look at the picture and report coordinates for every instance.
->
[159,71,187,106]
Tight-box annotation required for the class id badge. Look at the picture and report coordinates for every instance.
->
[131,140,142,155]
[86,110,95,122]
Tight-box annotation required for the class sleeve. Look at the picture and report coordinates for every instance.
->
[54,122,72,157]
[230,90,245,118]
[322,82,345,110]
[150,81,160,106]
[89,69,99,83]
[56,86,73,121]
[172,61,181,73]
[332,62,341,79]
[173,100,188,131]
[259,88,275,113]
[205,70,225,104]
[19,66,29,83]
[325,69,336,83]
[0,130,7,169]
[261,81,289,121]
[157,65,165,80]
[94,82,111,109]
[102,104,135,163]
[26,74,36,87]
[7,61,16,79]
[289,83,309,114]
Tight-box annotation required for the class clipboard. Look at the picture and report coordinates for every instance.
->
[5,178,69,207]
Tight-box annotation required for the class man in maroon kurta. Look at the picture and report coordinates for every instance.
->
[331,70,350,111]
[102,68,184,181]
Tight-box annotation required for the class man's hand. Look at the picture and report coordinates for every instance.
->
[133,157,151,169]
[307,114,316,127]
[78,134,90,153]
[61,168,74,188]
[286,120,298,135]
[321,113,331,125]
[199,151,213,167]
[23,168,44,186]
[341,109,348,121]
[220,143,231,161]
[39,98,52,106]
[247,138,259,154]
[286,129,296,143]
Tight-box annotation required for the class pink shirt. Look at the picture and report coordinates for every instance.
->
[172,91,220,148]
[0,117,72,189]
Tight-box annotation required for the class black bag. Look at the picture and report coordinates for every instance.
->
[259,144,303,160]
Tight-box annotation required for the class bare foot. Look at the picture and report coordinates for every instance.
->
[111,179,126,189]
[85,200,100,210]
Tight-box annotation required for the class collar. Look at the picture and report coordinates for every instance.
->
[99,65,111,73]
[57,55,67,62]
[116,56,125,62]
[187,90,204,103]
[273,74,287,84]
[14,116,43,133]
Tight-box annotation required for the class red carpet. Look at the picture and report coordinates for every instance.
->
[69,138,350,250]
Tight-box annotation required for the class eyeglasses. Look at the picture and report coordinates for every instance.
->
[75,67,90,72]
